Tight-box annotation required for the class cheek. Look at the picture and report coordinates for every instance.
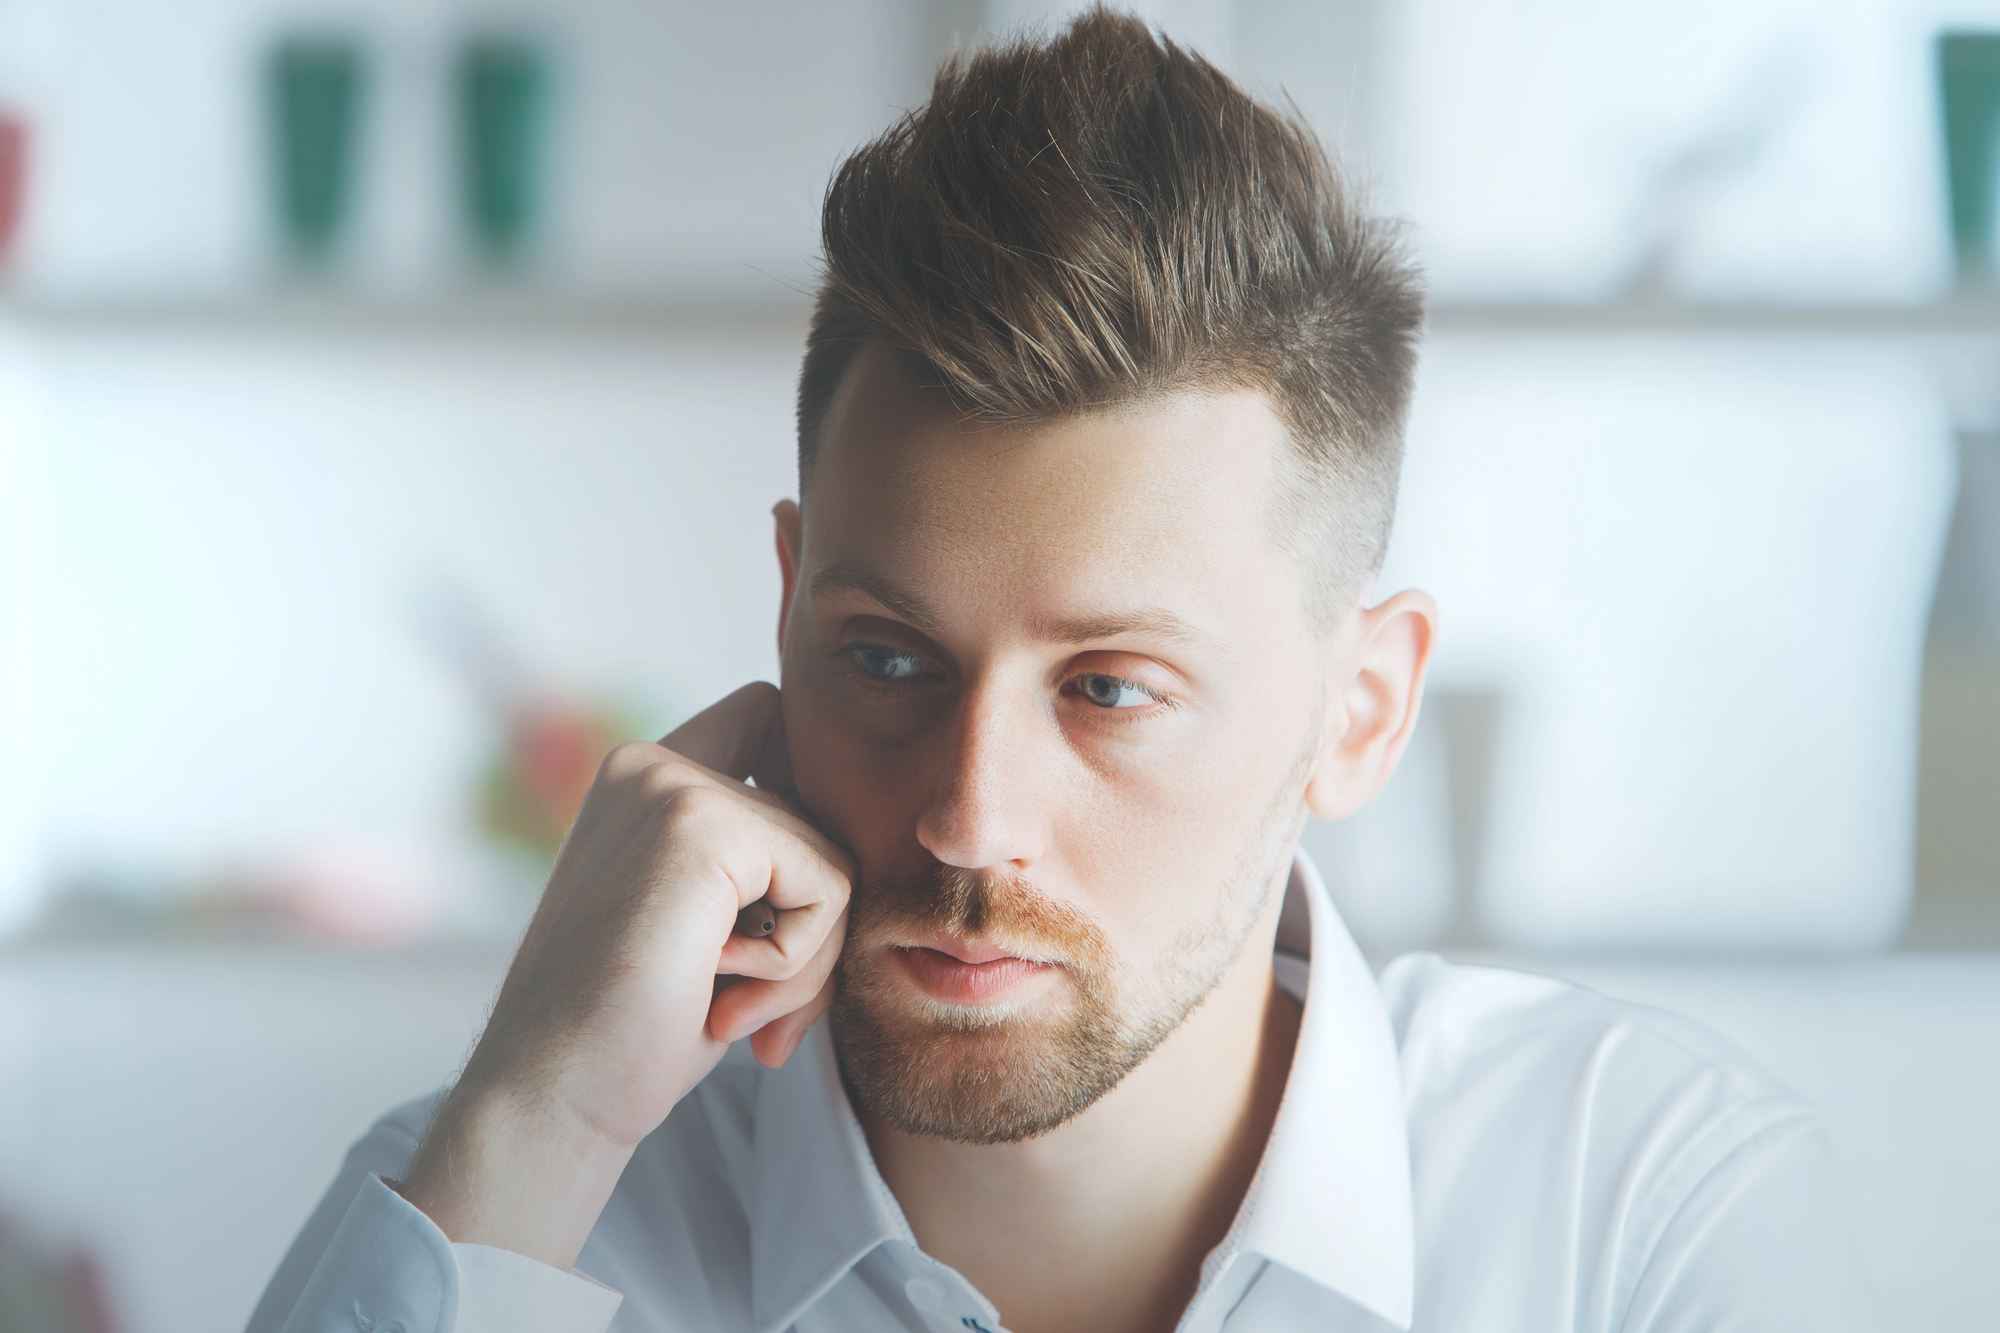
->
[778,670,928,860]
[1053,712,1296,954]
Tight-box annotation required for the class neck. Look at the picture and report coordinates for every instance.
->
[859,875,1301,1333]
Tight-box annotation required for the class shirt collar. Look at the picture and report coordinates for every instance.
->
[1236,851,1416,1329]
[746,850,1415,1332]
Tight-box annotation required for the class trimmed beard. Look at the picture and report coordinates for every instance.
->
[829,751,1311,1145]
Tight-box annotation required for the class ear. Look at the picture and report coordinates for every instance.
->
[1305,589,1438,822]
[773,498,802,656]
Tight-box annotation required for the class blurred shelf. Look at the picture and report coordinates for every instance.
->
[1429,298,2000,336]
[0,291,815,339]
[0,931,518,966]
[10,294,2000,339]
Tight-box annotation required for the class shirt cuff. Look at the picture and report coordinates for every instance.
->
[278,1173,622,1333]
[456,1241,623,1332]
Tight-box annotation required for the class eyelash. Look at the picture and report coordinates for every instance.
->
[833,643,1176,715]
[832,643,935,699]
[1064,674,1170,711]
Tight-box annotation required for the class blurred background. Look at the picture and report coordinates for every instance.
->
[0,0,1996,1329]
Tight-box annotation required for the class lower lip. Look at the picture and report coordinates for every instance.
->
[894,947,1057,1004]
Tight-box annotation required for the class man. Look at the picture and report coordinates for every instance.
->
[252,13,1874,1333]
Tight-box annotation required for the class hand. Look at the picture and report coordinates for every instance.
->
[400,683,852,1268]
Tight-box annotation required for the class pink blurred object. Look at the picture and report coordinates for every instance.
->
[249,843,443,946]
[0,112,26,267]
[0,1206,120,1333]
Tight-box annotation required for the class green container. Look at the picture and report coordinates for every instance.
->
[458,35,549,263]
[1939,32,2000,283]
[269,36,364,263]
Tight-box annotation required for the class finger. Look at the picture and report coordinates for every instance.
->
[709,911,845,1045]
[715,858,846,980]
[640,756,860,892]
[735,899,777,938]
[748,970,836,1069]
[661,683,781,784]
[697,810,850,980]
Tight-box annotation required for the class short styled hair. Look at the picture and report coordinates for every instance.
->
[796,8,1423,614]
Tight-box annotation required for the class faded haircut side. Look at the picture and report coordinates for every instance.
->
[795,7,1424,618]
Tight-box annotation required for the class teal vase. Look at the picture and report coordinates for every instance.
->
[1939,32,2000,285]
[458,35,549,264]
[270,35,364,264]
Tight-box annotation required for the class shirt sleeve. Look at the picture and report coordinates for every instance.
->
[245,1102,623,1333]
[1623,1114,1882,1333]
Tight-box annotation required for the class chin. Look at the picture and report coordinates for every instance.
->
[828,955,1168,1146]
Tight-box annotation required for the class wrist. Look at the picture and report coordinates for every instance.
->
[401,1079,636,1271]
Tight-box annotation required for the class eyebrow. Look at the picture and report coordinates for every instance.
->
[807,560,1228,656]
[808,562,944,635]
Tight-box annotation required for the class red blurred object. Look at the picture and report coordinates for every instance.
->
[0,113,25,267]
[480,698,623,858]
[0,1207,121,1333]
[63,1250,119,1333]
[515,701,604,823]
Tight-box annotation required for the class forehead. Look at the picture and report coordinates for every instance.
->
[804,346,1304,627]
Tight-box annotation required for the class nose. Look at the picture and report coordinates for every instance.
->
[914,678,1043,871]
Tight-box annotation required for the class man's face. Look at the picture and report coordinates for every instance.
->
[778,346,1329,1144]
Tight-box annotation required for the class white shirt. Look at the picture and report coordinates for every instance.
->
[248,855,1877,1333]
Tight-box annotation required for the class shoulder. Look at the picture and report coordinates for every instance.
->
[1376,953,1834,1323]
[1374,955,1877,1329]
[1378,951,1802,1121]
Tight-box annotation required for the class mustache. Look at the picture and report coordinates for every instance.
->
[850,862,1109,974]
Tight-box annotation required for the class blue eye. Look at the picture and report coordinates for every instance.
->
[1076,673,1156,709]
[848,643,930,681]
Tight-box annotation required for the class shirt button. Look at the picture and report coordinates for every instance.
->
[905,1276,946,1313]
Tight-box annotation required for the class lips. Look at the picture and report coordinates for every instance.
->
[892,942,1059,1005]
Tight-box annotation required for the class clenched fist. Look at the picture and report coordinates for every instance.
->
[400,683,853,1269]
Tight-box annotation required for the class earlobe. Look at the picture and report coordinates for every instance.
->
[1304,590,1438,823]
[774,499,803,656]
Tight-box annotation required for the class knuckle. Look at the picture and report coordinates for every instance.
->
[603,740,659,776]
[655,780,726,834]
[636,757,697,799]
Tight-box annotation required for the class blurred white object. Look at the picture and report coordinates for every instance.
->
[1390,334,1955,950]
[0,324,45,937]
[1379,0,1951,303]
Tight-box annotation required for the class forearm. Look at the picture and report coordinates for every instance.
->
[400,1081,636,1272]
